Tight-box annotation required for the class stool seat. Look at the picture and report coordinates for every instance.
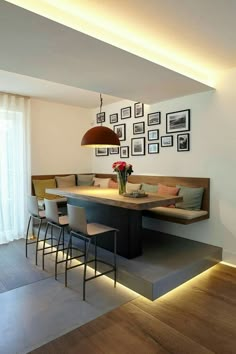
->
[87,223,117,236]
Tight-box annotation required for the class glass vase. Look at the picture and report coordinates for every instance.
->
[117,171,127,195]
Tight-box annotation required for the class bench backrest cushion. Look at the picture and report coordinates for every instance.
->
[176,185,204,210]
[93,177,111,188]
[55,175,76,188]
[32,179,62,200]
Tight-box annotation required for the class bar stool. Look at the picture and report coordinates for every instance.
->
[42,199,69,278]
[25,195,46,265]
[65,204,118,301]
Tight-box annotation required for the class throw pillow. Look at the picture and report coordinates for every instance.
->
[108,179,118,189]
[157,183,180,208]
[55,175,76,188]
[33,179,61,200]
[93,177,111,188]
[141,183,158,193]
[176,185,204,210]
[77,174,95,186]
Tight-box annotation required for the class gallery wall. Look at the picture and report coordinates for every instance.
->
[92,68,236,265]
[30,99,93,175]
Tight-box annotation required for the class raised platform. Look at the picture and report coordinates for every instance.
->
[98,229,222,300]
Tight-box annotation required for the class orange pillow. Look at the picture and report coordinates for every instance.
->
[158,183,180,207]
[108,179,118,189]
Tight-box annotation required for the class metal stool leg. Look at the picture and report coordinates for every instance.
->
[35,218,43,265]
[83,238,91,301]
[42,222,50,270]
[94,236,97,276]
[55,227,63,280]
[25,215,32,258]
[65,231,73,287]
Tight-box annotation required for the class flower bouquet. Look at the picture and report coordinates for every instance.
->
[112,161,133,194]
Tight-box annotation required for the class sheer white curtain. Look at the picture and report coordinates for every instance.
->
[0,94,31,244]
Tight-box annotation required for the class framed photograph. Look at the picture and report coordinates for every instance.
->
[148,129,159,141]
[109,113,118,124]
[95,148,108,156]
[161,135,173,147]
[177,133,190,152]
[131,137,145,156]
[133,121,145,135]
[114,124,126,141]
[96,112,105,124]
[120,146,129,158]
[121,106,131,119]
[147,112,161,126]
[166,109,190,133]
[134,102,144,118]
[148,143,159,154]
[110,147,119,154]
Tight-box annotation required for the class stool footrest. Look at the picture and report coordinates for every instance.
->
[85,268,115,282]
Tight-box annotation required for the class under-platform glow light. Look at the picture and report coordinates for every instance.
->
[6,0,216,87]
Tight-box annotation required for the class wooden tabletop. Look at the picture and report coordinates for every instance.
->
[46,186,183,211]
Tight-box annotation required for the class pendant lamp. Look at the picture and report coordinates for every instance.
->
[81,94,120,147]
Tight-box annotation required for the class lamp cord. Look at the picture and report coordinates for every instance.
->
[99,93,103,126]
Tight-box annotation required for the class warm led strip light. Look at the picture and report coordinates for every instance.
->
[6,0,216,87]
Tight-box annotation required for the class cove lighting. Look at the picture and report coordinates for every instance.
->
[7,0,216,87]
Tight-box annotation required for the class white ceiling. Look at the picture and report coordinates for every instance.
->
[1,0,235,108]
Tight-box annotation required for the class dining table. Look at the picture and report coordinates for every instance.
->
[46,186,182,259]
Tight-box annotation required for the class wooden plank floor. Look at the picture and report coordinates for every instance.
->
[29,263,236,354]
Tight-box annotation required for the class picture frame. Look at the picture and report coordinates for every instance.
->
[133,121,145,135]
[177,133,190,152]
[95,147,108,156]
[131,137,145,156]
[121,106,131,119]
[96,112,105,124]
[120,146,129,158]
[148,129,159,141]
[148,143,159,154]
[110,147,119,155]
[109,113,118,124]
[166,109,190,133]
[147,112,161,126]
[134,102,144,118]
[161,135,173,147]
[114,124,126,141]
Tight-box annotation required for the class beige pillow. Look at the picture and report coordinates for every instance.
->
[55,175,76,188]
[126,182,141,193]
[93,177,111,188]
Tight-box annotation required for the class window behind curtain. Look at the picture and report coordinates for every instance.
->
[0,95,30,244]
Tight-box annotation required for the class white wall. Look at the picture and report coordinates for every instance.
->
[92,68,236,265]
[31,99,93,174]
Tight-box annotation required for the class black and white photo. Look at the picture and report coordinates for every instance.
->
[95,147,108,156]
[109,113,118,124]
[177,133,190,151]
[148,143,159,154]
[147,112,161,126]
[121,106,131,119]
[96,112,105,123]
[166,109,190,133]
[134,102,144,118]
[131,137,145,156]
[114,124,126,141]
[133,121,145,135]
[120,146,129,158]
[148,129,159,141]
[161,135,173,147]
[110,147,119,154]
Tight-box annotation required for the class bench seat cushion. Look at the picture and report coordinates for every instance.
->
[147,207,208,220]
